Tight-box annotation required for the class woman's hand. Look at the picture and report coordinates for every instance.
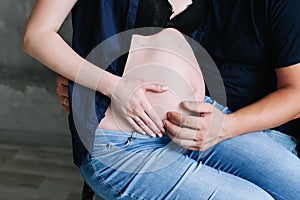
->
[56,75,70,114]
[111,77,168,138]
[164,101,228,151]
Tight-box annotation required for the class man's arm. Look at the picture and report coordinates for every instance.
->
[164,0,300,150]
[164,63,300,151]
[227,63,300,136]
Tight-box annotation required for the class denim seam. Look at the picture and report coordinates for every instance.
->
[89,157,127,199]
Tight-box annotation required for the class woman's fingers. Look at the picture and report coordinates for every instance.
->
[130,83,167,137]
[138,83,168,136]
[141,100,165,132]
[129,97,162,137]
[112,78,168,137]
[139,112,162,137]
[127,117,146,135]
[144,83,168,93]
[132,116,157,137]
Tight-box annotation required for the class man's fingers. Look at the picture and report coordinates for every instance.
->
[182,101,212,113]
[63,97,69,106]
[62,105,70,114]
[164,120,200,140]
[56,75,70,114]
[166,131,202,149]
[166,112,202,129]
[56,84,69,98]
[169,136,198,149]
[164,119,215,150]
[56,75,68,86]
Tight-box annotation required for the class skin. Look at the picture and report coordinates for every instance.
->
[164,63,300,151]
[23,0,167,137]
[56,75,70,114]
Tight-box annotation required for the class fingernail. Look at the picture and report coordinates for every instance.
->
[162,85,169,91]
[158,133,163,138]
[161,127,165,133]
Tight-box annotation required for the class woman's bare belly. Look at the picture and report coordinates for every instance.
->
[99,28,205,131]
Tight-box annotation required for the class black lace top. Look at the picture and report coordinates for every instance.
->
[135,0,208,35]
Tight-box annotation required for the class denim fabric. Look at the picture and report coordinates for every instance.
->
[81,129,300,200]
[265,129,299,156]
[81,97,300,200]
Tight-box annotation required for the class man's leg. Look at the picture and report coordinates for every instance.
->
[197,131,300,200]
[264,129,299,156]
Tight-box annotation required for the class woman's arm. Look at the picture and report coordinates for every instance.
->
[22,0,118,96]
[23,0,167,137]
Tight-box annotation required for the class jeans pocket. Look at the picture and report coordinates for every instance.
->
[91,134,132,157]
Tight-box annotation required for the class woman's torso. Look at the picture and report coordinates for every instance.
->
[99,28,205,131]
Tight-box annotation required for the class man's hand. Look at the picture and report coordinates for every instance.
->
[164,101,228,151]
[56,75,70,114]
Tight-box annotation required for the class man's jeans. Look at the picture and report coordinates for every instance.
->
[80,96,300,200]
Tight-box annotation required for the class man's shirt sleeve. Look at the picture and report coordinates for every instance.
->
[268,0,300,68]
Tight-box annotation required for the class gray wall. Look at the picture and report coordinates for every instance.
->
[0,0,72,71]
[0,3,83,199]
[0,0,73,135]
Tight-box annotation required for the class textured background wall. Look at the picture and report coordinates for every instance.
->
[0,2,83,199]
[0,0,73,134]
[0,0,72,71]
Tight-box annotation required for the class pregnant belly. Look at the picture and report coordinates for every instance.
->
[99,28,205,131]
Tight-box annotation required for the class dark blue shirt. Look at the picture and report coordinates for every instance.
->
[69,0,300,166]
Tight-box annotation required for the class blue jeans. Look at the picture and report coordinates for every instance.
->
[80,97,300,200]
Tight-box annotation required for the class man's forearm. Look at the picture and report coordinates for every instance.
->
[225,86,300,138]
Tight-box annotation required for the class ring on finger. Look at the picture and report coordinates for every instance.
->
[134,117,144,126]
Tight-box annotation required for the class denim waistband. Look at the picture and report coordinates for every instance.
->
[95,129,153,139]
[205,96,231,114]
